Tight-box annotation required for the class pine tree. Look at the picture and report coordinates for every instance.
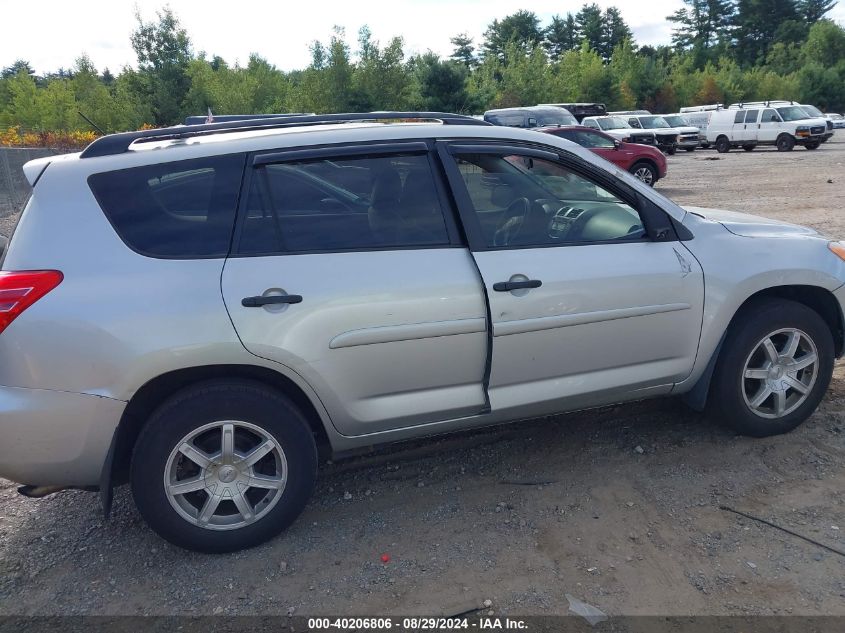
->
[450,33,476,67]
[575,4,605,54]
[544,14,578,61]
[800,0,836,23]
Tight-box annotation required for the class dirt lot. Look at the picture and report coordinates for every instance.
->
[1,138,845,618]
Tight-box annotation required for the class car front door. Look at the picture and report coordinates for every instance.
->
[759,108,782,143]
[221,143,489,435]
[438,142,704,419]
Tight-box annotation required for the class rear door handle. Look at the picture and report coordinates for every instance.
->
[493,279,542,292]
[242,294,303,307]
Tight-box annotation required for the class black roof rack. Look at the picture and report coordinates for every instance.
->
[183,114,316,125]
[79,112,489,159]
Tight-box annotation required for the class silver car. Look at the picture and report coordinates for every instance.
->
[2,112,844,553]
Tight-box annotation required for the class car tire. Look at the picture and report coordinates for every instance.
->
[776,134,795,152]
[667,146,677,155]
[701,143,711,149]
[805,141,820,150]
[707,298,834,438]
[742,144,755,152]
[715,136,730,153]
[131,379,318,553]
[629,161,657,186]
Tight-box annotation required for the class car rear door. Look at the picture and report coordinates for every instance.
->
[221,142,489,436]
[437,141,704,419]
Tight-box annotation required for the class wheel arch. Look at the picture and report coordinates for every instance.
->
[683,284,844,411]
[108,364,334,487]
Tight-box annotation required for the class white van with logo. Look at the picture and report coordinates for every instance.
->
[706,105,828,152]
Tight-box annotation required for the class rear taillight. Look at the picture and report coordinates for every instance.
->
[0,270,63,335]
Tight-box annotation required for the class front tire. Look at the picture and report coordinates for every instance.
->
[131,380,318,553]
[715,136,730,153]
[776,134,795,152]
[742,144,756,152]
[805,141,820,150]
[708,299,834,437]
[667,146,677,155]
[629,161,657,186]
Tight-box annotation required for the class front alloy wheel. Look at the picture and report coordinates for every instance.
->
[741,329,818,419]
[631,162,656,186]
[707,298,833,437]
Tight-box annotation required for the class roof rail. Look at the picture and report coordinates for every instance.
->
[79,112,489,159]
[183,113,316,125]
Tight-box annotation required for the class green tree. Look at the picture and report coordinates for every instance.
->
[801,19,845,67]
[733,0,800,66]
[667,0,734,66]
[130,7,192,124]
[482,10,543,61]
[352,27,410,110]
[450,33,476,67]
[602,7,633,61]
[544,14,578,61]
[575,4,605,55]
[800,0,837,22]
[410,53,478,112]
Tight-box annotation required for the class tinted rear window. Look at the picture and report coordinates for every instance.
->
[88,154,245,258]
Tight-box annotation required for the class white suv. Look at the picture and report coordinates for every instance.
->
[3,111,845,553]
[707,105,828,152]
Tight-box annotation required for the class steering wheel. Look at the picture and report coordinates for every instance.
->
[493,197,531,247]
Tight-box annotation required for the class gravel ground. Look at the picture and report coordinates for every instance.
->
[1,138,845,617]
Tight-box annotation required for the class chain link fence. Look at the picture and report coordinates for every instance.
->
[0,147,57,236]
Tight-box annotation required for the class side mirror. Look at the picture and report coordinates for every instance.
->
[613,139,622,149]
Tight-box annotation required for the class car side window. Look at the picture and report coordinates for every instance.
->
[734,111,745,124]
[745,110,759,123]
[583,120,599,129]
[452,152,645,249]
[577,131,615,149]
[763,108,779,122]
[239,153,450,254]
[628,118,641,128]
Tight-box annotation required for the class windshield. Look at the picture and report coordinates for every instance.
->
[597,116,631,130]
[801,104,823,117]
[535,111,578,126]
[638,116,671,128]
[663,115,688,127]
[777,106,811,122]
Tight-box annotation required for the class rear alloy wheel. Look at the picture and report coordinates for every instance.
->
[630,162,657,186]
[131,380,318,553]
[776,134,795,152]
[715,137,730,153]
[708,298,833,437]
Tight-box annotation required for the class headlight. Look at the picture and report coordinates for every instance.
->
[828,242,845,261]
[676,135,682,142]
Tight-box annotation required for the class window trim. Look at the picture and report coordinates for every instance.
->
[435,140,680,252]
[231,141,466,257]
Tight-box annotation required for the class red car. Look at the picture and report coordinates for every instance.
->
[537,126,668,186]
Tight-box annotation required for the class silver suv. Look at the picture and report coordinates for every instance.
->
[3,112,845,553]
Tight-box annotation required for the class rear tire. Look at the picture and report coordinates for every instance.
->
[715,136,730,153]
[131,380,318,553]
[629,161,657,186]
[742,144,756,152]
[776,134,795,152]
[707,298,834,437]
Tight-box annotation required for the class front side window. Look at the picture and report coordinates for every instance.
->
[762,108,780,122]
[583,119,600,129]
[239,153,450,254]
[452,152,644,248]
[88,154,245,258]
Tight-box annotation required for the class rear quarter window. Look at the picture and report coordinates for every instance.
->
[88,154,246,258]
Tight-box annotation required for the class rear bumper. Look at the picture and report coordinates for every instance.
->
[0,386,125,487]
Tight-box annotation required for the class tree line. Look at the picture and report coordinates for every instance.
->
[1,1,844,136]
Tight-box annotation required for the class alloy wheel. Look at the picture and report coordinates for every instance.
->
[164,420,288,530]
[741,328,818,419]
[633,166,654,185]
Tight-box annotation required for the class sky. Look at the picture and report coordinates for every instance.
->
[2,0,844,75]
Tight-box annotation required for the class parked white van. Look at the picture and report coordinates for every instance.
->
[677,106,721,147]
[706,105,828,152]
